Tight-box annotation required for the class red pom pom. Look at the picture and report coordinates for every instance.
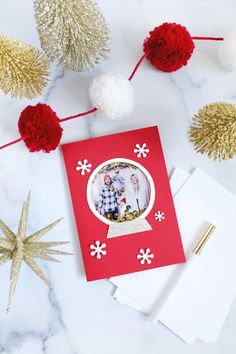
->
[143,23,195,72]
[18,103,63,153]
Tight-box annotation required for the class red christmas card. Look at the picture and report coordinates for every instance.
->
[62,126,185,281]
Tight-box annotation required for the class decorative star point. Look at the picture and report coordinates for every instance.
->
[0,192,72,311]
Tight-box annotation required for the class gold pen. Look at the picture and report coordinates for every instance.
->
[193,224,216,256]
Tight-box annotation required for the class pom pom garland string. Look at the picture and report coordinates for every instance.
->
[58,107,98,123]
[0,138,23,150]
[128,53,146,81]
[191,36,223,41]
[0,22,234,156]
[0,52,143,152]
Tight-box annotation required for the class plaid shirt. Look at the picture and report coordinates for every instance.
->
[98,186,118,213]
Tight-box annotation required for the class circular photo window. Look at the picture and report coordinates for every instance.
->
[87,158,155,225]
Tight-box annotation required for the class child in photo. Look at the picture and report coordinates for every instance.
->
[112,167,127,215]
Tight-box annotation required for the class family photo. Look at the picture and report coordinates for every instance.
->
[89,161,152,223]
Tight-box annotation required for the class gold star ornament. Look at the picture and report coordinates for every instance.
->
[0,192,72,311]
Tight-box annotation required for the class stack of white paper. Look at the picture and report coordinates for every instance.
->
[110,168,236,344]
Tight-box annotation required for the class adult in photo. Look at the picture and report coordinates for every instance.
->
[126,173,150,213]
[98,174,119,221]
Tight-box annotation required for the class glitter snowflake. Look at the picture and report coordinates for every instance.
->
[90,240,107,259]
[75,159,92,175]
[133,143,150,158]
[137,248,154,264]
[154,211,165,222]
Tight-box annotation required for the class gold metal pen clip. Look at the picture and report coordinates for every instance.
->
[193,224,216,256]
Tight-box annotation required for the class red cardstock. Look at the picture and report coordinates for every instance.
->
[62,126,185,281]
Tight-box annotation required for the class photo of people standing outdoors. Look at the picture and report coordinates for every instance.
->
[89,161,152,223]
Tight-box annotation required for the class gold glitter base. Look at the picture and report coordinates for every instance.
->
[107,218,152,238]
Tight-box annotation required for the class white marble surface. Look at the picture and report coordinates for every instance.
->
[0,0,236,353]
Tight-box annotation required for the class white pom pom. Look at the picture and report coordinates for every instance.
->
[218,30,236,70]
[89,72,134,120]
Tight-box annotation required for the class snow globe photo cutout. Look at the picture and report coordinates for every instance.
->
[87,158,155,238]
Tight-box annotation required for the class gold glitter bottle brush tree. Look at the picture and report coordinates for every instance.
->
[0,35,49,99]
[189,102,236,161]
[0,192,72,311]
[34,0,110,71]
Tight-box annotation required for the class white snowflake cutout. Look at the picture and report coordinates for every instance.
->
[90,240,107,259]
[137,248,154,264]
[76,159,92,175]
[154,211,165,222]
[133,143,150,158]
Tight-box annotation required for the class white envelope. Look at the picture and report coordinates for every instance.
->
[156,169,236,344]
[111,168,236,344]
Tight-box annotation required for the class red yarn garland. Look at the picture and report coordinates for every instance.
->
[0,137,23,150]
[192,36,223,41]
[128,54,146,81]
[0,23,226,153]
[58,107,98,123]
